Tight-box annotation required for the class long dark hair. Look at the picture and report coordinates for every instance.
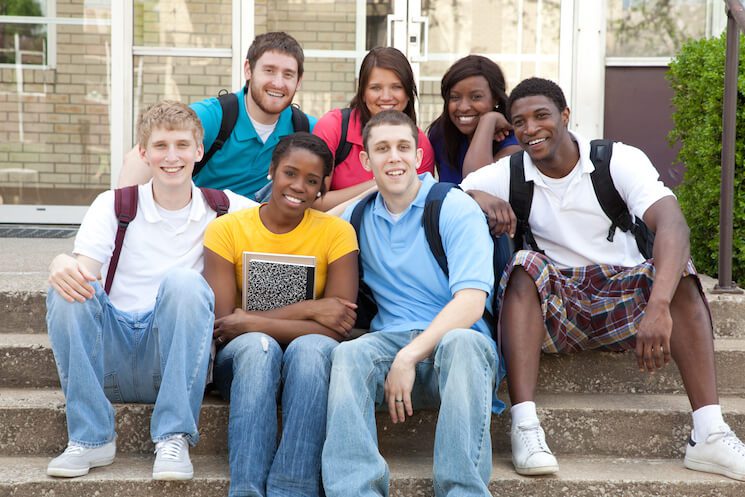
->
[349,47,418,128]
[429,55,508,174]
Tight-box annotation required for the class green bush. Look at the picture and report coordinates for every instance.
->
[667,32,745,283]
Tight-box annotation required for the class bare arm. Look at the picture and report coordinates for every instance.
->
[312,179,377,211]
[325,184,378,217]
[118,145,153,187]
[384,288,487,422]
[48,253,103,302]
[462,112,520,178]
[634,196,690,372]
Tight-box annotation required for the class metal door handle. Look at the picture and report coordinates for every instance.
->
[386,14,406,47]
[410,15,429,62]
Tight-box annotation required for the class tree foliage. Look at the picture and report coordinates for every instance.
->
[667,32,745,283]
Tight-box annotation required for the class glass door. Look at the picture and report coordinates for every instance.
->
[415,0,564,128]
[0,0,112,223]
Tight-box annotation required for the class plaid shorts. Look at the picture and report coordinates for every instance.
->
[496,250,708,354]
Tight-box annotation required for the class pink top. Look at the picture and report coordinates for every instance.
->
[313,108,436,191]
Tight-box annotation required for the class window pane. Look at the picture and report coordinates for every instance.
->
[607,0,710,57]
[0,14,111,206]
[256,0,357,51]
[419,0,561,129]
[0,24,47,65]
[293,57,357,119]
[133,55,233,139]
[134,0,231,48]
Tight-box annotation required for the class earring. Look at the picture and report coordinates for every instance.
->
[266,174,271,180]
[316,191,322,198]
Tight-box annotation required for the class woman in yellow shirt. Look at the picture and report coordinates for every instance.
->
[203,132,358,497]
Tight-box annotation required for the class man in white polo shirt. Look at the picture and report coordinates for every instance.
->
[45,101,255,480]
[461,77,745,481]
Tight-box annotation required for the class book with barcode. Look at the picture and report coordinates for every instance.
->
[242,252,316,311]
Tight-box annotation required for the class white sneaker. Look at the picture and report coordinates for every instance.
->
[47,439,116,478]
[511,419,559,475]
[684,425,745,481]
[153,434,193,480]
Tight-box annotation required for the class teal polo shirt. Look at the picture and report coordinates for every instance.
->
[343,173,494,336]
[191,90,317,197]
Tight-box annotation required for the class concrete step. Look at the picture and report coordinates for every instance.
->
[1,454,742,497]
[5,333,745,396]
[3,388,745,460]
[3,275,745,337]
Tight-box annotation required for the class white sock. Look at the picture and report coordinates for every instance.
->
[511,401,538,427]
[692,404,727,442]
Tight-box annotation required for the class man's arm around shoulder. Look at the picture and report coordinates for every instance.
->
[118,146,153,187]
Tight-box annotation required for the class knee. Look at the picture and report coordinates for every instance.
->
[672,276,711,326]
[330,339,373,371]
[285,334,337,370]
[46,285,103,336]
[504,266,538,301]
[437,329,496,369]
[229,333,283,374]
[159,268,213,306]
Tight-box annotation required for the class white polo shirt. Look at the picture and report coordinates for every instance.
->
[461,131,673,269]
[74,181,256,312]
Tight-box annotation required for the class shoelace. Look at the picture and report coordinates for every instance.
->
[155,435,186,460]
[707,429,745,457]
[62,444,87,455]
[519,423,550,453]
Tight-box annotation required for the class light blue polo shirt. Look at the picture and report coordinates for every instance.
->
[191,89,317,198]
[343,173,494,337]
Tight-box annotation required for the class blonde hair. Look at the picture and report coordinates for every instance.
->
[136,100,203,147]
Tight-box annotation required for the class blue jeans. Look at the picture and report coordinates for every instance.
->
[214,332,337,497]
[46,268,214,447]
[322,329,497,497]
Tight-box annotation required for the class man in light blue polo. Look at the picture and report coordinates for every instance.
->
[322,110,499,497]
[119,32,316,198]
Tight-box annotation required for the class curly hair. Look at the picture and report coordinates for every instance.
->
[507,77,567,120]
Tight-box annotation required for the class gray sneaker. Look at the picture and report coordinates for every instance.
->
[153,434,193,480]
[47,439,116,478]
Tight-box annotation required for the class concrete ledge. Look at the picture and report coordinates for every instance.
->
[6,334,745,396]
[1,455,742,497]
[3,389,745,460]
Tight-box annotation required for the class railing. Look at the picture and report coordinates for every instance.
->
[715,0,744,293]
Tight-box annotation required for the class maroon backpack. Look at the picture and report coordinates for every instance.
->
[104,185,229,294]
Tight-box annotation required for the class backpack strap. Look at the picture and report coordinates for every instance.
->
[349,192,378,274]
[193,90,239,178]
[105,185,138,294]
[588,139,634,243]
[421,182,499,335]
[335,108,353,166]
[589,139,655,258]
[349,192,379,330]
[508,152,542,253]
[422,182,460,276]
[199,187,230,216]
[290,103,310,133]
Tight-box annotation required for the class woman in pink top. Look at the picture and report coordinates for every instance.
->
[313,47,435,210]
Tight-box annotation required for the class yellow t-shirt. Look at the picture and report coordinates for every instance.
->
[204,206,358,301]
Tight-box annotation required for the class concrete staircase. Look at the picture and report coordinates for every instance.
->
[2,237,745,496]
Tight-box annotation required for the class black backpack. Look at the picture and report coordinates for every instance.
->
[334,107,353,166]
[349,182,511,335]
[509,139,655,259]
[193,86,310,177]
